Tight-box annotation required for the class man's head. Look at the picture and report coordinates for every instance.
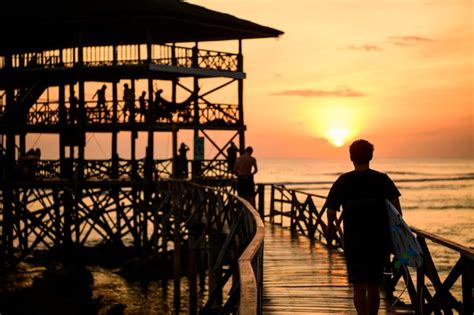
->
[349,140,374,165]
[245,146,253,155]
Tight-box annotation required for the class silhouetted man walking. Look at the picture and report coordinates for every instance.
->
[325,139,401,315]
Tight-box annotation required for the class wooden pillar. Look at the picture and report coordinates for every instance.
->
[257,184,265,218]
[19,133,25,156]
[172,127,178,178]
[188,223,199,314]
[111,79,119,179]
[172,183,182,311]
[52,189,63,247]
[77,42,85,182]
[237,39,245,152]
[146,32,155,180]
[208,232,223,308]
[59,84,66,166]
[3,68,15,262]
[192,43,199,139]
[3,133,15,263]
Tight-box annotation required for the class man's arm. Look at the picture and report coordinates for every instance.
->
[233,158,240,175]
[326,208,337,246]
[252,159,258,175]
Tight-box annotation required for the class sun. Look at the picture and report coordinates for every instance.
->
[327,127,349,147]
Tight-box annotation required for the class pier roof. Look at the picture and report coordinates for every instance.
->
[0,0,283,54]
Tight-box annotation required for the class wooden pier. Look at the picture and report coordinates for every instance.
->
[263,224,414,314]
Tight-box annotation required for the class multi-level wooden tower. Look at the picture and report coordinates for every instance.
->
[0,0,282,264]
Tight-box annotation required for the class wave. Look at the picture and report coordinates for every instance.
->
[393,176,474,183]
[405,205,474,211]
[268,176,474,187]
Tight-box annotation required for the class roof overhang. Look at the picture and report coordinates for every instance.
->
[0,0,284,54]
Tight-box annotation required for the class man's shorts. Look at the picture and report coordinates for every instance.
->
[347,262,384,284]
[237,175,255,197]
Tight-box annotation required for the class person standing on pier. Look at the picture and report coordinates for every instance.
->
[92,84,108,120]
[226,142,238,174]
[325,139,401,315]
[123,83,135,121]
[233,146,258,207]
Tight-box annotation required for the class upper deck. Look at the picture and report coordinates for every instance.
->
[0,43,244,88]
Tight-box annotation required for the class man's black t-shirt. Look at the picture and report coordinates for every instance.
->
[325,169,401,264]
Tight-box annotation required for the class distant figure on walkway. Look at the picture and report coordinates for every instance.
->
[19,148,41,179]
[324,139,402,315]
[152,89,169,120]
[123,83,134,121]
[138,91,147,121]
[69,90,79,124]
[233,146,258,207]
[226,142,238,173]
[92,84,108,120]
[176,142,189,178]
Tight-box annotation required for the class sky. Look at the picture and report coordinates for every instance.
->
[188,0,473,159]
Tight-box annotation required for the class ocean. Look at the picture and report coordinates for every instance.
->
[256,157,474,247]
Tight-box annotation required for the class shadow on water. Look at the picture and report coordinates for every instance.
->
[0,243,209,314]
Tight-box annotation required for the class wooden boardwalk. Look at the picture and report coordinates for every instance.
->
[262,225,414,314]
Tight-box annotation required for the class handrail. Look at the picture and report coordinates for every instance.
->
[2,43,240,73]
[411,226,474,260]
[237,196,265,315]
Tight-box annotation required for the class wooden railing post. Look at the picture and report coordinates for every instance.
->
[461,254,473,314]
[270,185,275,224]
[257,184,265,219]
[415,265,425,315]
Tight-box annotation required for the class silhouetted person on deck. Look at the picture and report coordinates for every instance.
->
[92,84,108,120]
[324,139,402,315]
[226,142,238,173]
[138,91,147,121]
[123,83,134,121]
[233,146,258,207]
[69,90,79,124]
[176,142,189,178]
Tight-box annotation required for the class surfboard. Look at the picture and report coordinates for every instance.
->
[386,199,423,269]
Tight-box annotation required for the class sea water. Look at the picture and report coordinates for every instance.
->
[256,157,474,247]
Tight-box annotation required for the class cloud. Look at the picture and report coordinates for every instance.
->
[347,45,382,52]
[388,36,434,46]
[272,88,365,98]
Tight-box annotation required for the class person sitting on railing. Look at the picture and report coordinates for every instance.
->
[153,89,172,120]
[324,139,402,315]
[233,146,258,207]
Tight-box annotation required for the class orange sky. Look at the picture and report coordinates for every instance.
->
[189,0,473,159]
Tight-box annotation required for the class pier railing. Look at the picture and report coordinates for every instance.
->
[18,159,233,181]
[3,44,240,73]
[2,99,239,127]
[259,183,473,315]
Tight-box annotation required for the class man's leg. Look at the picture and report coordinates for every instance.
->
[353,283,368,315]
[367,282,380,315]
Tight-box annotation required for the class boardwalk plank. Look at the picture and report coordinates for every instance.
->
[263,225,414,314]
